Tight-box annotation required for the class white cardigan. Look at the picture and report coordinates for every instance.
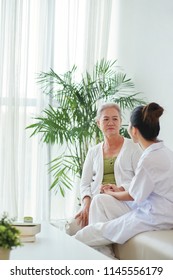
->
[80,138,142,201]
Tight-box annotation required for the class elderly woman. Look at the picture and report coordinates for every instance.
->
[75,102,142,228]
[75,102,173,258]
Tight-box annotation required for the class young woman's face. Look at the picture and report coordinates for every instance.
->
[97,107,121,137]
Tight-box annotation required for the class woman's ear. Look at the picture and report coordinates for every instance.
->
[131,127,138,137]
[131,127,140,142]
[132,127,136,135]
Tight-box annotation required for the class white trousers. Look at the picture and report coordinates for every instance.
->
[75,194,131,258]
[89,193,131,223]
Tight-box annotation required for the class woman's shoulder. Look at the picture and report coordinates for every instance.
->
[142,142,173,165]
[85,142,103,160]
[122,138,142,158]
[123,137,140,149]
[88,142,103,152]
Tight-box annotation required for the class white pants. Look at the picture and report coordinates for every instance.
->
[75,194,131,258]
[89,193,131,223]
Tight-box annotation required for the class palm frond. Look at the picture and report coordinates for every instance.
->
[48,154,81,195]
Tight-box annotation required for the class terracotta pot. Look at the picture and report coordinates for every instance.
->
[0,247,11,260]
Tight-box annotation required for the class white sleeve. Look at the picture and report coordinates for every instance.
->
[129,165,155,204]
[80,148,94,201]
[131,145,143,171]
[116,143,142,191]
[123,147,142,191]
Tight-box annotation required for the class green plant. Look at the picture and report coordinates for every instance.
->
[27,59,146,196]
[0,213,21,250]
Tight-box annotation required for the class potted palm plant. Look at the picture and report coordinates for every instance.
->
[27,59,145,196]
[0,213,21,260]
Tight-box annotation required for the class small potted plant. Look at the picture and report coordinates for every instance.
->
[0,212,22,260]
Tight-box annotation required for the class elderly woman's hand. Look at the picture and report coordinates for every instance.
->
[75,196,91,228]
[100,184,120,193]
[102,188,115,196]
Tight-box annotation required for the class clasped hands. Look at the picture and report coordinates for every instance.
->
[100,183,120,195]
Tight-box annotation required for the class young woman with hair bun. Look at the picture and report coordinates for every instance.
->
[75,102,173,259]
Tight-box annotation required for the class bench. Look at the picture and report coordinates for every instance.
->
[113,230,173,260]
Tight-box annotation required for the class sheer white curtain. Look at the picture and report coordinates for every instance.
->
[53,0,115,73]
[0,0,56,220]
[0,0,117,221]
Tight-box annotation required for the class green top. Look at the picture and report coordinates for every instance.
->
[102,157,116,185]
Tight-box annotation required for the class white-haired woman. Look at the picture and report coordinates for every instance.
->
[74,102,142,228]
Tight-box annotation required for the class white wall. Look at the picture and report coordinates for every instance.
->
[115,0,173,149]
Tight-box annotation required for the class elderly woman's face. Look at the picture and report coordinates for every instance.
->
[97,107,121,136]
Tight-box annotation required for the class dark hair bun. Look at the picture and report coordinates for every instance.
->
[142,102,164,124]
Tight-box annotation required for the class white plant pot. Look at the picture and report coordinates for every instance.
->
[0,247,10,260]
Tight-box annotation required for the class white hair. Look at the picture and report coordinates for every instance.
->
[96,102,121,121]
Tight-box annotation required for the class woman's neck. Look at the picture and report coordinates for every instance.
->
[139,138,158,150]
[103,135,124,158]
[104,135,123,147]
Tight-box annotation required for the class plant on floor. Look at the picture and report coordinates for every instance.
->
[27,59,146,196]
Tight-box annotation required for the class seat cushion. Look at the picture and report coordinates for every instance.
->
[113,230,173,260]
